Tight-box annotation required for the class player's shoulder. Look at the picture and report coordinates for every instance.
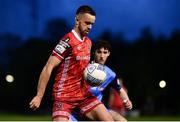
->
[63,31,73,41]
[66,31,74,38]
[85,36,91,41]
[57,31,74,45]
[104,65,116,78]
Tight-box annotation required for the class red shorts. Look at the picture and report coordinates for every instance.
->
[52,95,102,119]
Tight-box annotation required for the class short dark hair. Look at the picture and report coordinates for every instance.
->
[76,5,96,16]
[92,39,111,52]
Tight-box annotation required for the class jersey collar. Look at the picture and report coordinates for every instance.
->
[72,30,85,42]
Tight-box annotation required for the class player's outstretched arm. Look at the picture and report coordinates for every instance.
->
[119,88,133,110]
[29,56,61,110]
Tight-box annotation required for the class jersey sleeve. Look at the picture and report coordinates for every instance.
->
[51,37,71,60]
[110,76,122,92]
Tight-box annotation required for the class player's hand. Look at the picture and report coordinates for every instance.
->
[29,96,42,111]
[123,99,132,110]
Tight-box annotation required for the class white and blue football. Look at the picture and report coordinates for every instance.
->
[84,63,106,86]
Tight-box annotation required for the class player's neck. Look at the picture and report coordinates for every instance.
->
[92,61,105,66]
[73,28,84,40]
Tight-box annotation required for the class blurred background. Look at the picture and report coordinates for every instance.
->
[0,0,180,120]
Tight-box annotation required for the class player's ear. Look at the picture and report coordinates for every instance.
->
[75,15,80,22]
[75,16,79,26]
[75,17,78,21]
[108,52,110,57]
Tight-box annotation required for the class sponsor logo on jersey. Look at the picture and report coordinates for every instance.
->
[76,55,90,61]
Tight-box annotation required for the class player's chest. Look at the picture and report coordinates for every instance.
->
[71,43,91,60]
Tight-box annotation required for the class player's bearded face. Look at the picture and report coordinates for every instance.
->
[94,48,110,65]
[79,13,95,36]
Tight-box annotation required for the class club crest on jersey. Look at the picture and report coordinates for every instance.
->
[77,46,81,51]
[54,38,71,54]
[54,102,63,111]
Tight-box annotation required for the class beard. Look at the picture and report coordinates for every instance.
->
[81,30,88,37]
[79,26,89,37]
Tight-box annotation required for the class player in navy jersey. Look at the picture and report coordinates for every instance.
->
[71,39,132,121]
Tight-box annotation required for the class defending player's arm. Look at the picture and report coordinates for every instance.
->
[111,77,133,110]
[29,56,61,110]
[119,88,132,110]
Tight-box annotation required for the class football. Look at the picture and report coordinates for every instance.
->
[84,63,106,87]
